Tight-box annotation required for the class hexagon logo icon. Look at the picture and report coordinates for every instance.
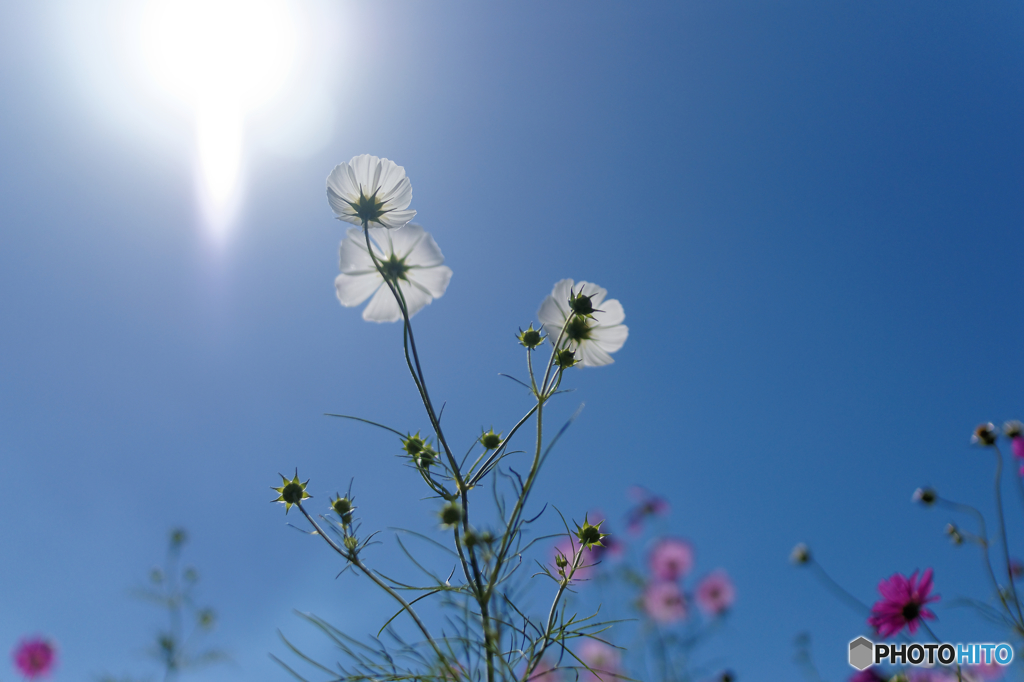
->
[849,637,874,671]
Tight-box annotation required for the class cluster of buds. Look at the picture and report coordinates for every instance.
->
[403,432,439,469]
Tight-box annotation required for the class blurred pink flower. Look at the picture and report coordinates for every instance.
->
[527,658,560,681]
[643,581,687,623]
[695,570,736,616]
[1013,437,1024,461]
[625,486,669,535]
[867,568,939,638]
[649,538,694,581]
[13,638,56,679]
[578,640,621,682]
[966,662,1005,681]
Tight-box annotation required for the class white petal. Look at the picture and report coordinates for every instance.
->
[591,323,628,354]
[537,295,568,338]
[349,154,377,195]
[549,279,575,316]
[575,281,608,309]
[326,163,359,204]
[408,265,452,298]
[387,223,427,259]
[376,160,411,207]
[362,285,403,322]
[335,272,383,307]
[339,229,378,274]
[405,227,446,267]
[397,279,434,318]
[593,299,625,326]
[578,341,614,367]
[378,209,416,230]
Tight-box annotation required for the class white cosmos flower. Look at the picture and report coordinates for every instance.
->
[327,154,416,229]
[537,279,628,367]
[335,223,453,323]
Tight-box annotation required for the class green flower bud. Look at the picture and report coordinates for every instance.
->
[344,535,359,552]
[554,552,568,569]
[170,528,188,548]
[517,325,545,350]
[574,516,606,549]
[555,348,577,369]
[331,495,355,524]
[197,609,215,629]
[271,470,312,514]
[402,433,426,456]
[480,430,502,450]
[417,444,438,469]
[568,288,598,317]
[439,502,463,529]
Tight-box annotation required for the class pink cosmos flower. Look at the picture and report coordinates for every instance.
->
[643,581,687,623]
[849,670,886,682]
[578,640,621,682]
[625,486,669,535]
[649,538,694,581]
[695,570,736,616]
[13,638,56,679]
[1013,437,1024,461]
[966,662,1005,681]
[526,658,560,682]
[867,568,939,637]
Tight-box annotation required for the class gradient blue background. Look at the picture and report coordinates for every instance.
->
[2,2,1023,681]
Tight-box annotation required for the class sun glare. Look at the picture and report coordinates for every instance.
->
[140,0,297,241]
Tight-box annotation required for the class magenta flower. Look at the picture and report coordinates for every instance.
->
[849,670,886,682]
[13,638,56,679]
[867,568,939,637]
[649,538,694,581]
[643,581,687,623]
[625,486,669,535]
[966,663,1005,681]
[578,640,621,682]
[1013,436,1024,461]
[695,570,736,616]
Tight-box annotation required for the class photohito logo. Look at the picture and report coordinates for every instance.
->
[848,637,1014,671]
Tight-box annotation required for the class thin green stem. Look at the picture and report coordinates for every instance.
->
[295,502,454,672]
[991,446,1024,626]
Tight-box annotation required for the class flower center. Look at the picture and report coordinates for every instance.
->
[347,189,386,223]
[565,316,592,342]
[379,253,409,282]
[901,601,920,622]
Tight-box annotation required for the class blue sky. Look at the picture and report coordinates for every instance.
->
[2,2,1024,681]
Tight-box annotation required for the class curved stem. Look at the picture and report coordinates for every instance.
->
[991,446,1024,626]
[296,502,453,670]
[809,560,871,615]
[524,542,586,679]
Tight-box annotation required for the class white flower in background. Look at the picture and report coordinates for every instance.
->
[335,223,452,323]
[537,279,628,367]
[326,154,416,229]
